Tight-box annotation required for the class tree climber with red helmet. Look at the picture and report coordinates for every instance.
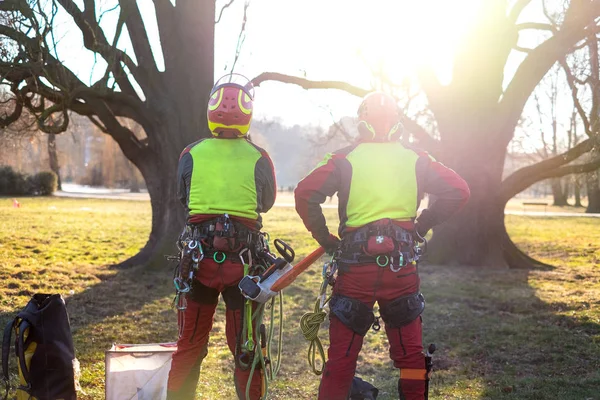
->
[167,74,276,400]
[294,91,470,400]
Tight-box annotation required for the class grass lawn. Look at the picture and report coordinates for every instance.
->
[0,197,598,399]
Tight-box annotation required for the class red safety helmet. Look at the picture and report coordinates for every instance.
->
[357,91,403,141]
[207,73,255,138]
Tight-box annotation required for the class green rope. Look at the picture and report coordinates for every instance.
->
[299,279,330,375]
[241,267,285,399]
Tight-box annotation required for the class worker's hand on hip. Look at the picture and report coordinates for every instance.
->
[414,223,429,243]
[317,233,341,255]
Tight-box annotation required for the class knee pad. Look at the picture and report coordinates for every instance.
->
[222,285,244,310]
[380,292,425,329]
[329,295,374,336]
[188,279,219,305]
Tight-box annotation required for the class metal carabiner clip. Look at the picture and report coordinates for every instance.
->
[188,240,198,250]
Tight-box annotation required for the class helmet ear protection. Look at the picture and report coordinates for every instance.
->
[357,92,403,141]
[207,73,255,138]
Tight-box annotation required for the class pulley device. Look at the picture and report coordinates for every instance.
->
[239,243,325,303]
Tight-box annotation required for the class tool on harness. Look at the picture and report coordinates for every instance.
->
[239,245,325,304]
[235,240,287,400]
[379,292,425,329]
[329,295,375,336]
[171,239,204,312]
[424,343,436,400]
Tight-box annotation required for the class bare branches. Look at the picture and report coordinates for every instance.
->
[56,0,139,96]
[501,138,597,201]
[560,57,593,137]
[216,0,235,23]
[499,0,600,140]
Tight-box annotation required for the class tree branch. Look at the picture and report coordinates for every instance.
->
[559,57,593,137]
[508,0,533,24]
[152,0,175,71]
[516,22,557,33]
[251,72,370,97]
[251,72,441,151]
[499,0,600,141]
[118,0,159,76]
[216,0,235,23]
[55,0,140,96]
[501,138,596,201]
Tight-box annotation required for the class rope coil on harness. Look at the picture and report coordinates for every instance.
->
[299,260,335,375]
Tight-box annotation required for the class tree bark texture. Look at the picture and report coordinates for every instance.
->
[47,133,62,190]
[551,178,568,206]
[586,171,600,213]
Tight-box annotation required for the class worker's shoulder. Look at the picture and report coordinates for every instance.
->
[332,143,360,157]
[244,139,271,158]
[179,138,211,159]
[401,143,435,160]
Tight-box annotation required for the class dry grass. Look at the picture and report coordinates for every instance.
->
[0,197,598,399]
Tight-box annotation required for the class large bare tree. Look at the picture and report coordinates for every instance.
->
[0,0,216,266]
[252,0,600,268]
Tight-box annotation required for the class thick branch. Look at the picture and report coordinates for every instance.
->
[251,72,440,151]
[119,0,159,75]
[516,22,557,32]
[501,138,595,201]
[152,0,175,71]
[251,72,370,97]
[508,0,533,23]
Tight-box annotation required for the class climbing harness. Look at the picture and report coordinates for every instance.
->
[300,226,429,376]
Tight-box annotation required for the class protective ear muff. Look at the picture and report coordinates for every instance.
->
[358,120,377,140]
[387,122,405,141]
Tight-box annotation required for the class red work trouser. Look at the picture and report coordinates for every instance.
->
[167,257,262,400]
[319,263,427,400]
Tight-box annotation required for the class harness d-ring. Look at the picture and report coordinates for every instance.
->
[213,251,226,263]
[376,255,389,267]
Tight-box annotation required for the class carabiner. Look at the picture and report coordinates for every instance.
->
[188,240,198,250]
[213,251,226,263]
[376,255,389,267]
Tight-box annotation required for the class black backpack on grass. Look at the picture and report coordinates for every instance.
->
[2,294,77,400]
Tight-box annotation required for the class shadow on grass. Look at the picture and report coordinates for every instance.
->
[417,263,600,400]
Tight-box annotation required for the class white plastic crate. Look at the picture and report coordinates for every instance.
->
[105,343,177,400]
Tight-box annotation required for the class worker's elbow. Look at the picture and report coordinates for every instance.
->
[457,179,471,208]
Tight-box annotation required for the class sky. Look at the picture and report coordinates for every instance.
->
[51,0,579,147]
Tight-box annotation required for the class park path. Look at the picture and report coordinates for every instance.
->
[53,189,600,217]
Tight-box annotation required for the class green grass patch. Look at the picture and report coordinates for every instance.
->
[0,197,598,399]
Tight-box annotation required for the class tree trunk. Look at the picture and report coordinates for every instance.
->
[117,139,187,269]
[47,133,62,190]
[114,0,215,268]
[551,178,568,206]
[426,134,511,268]
[586,170,600,213]
[574,176,582,207]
